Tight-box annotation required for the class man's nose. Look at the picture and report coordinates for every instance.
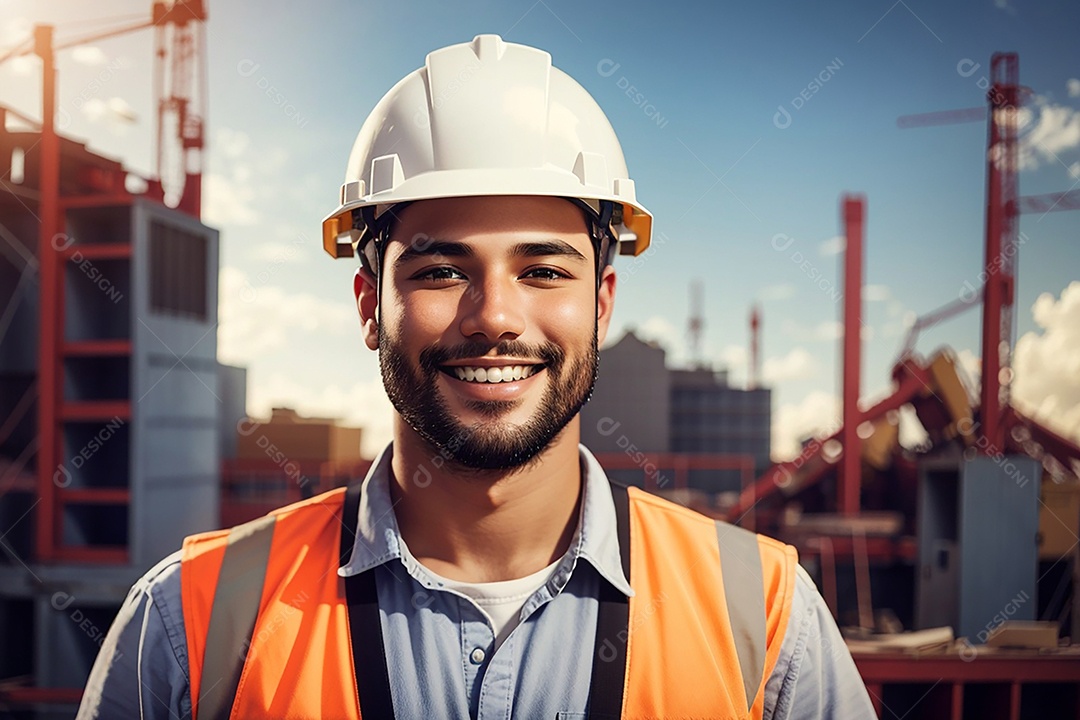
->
[457,273,526,342]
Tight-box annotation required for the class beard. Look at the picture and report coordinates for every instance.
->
[379,327,599,472]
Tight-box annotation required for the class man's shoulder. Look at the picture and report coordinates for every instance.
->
[621,483,718,527]
[619,483,798,563]
[117,549,184,620]
[183,486,350,556]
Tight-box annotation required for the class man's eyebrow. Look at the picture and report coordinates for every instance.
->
[510,239,588,261]
[392,239,474,270]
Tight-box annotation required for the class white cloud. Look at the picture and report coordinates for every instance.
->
[248,371,394,457]
[1070,161,1080,179]
[772,390,840,460]
[217,266,356,366]
[204,171,258,225]
[80,97,107,121]
[1015,99,1080,172]
[72,46,108,66]
[202,128,282,227]
[763,346,817,384]
[79,96,137,127]
[897,404,929,449]
[9,55,35,76]
[106,96,137,122]
[2,16,30,46]
[1012,281,1080,444]
[638,315,680,357]
[217,127,250,158]
[863,284,891,302]
[818,235,845,257]
[250,238,313,265]
[955,348,981,392]
[815,320,843,341]
[759,283,796,301]
[1067,79,1080,98]
[720,344,747,371]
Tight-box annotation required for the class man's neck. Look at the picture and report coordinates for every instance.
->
[388,417,584,583]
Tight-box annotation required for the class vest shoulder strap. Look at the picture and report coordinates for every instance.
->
[188,514,277,720]
[343,481,395,719]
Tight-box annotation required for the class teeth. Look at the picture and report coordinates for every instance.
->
[451,365,538,383]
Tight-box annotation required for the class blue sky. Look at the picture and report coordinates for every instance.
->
[2,0,1078,457]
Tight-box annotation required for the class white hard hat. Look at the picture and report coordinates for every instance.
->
[321,34,652,264]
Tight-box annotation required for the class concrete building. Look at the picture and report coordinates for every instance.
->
[0,105,224,715]
[581,330,772,496]
[222,407,365,526]
[670,368,771,467]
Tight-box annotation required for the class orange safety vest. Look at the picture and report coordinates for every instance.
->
[181,481,797,719]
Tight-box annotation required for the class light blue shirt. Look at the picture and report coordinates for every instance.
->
[78,444,876,719]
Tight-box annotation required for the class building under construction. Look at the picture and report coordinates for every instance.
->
[0,5,225,716]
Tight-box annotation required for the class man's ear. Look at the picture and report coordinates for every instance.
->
[354,267,380,350]
[595,264,617,347]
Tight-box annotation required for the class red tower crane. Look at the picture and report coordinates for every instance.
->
[726,52,1080,526]
[898,53,1079,455]
[0,1,207,563]
[749,303,761,390]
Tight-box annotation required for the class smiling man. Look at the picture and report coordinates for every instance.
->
[79,34,875,720]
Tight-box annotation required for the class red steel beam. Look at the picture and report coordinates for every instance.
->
[60,244,132,260]
[34,24,60,563]
[58,488,131,504]
[62,339,133,356]
[854,652,1080,682]
[725,357,935,523]
[841,195,864,515]
[0,687,84,705]
[749,304,761,390]
[1017,189,1080,215]
[979,53,1019,456]
[59,401,132,421]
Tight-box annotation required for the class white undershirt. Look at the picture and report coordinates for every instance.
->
[406,545,561,651]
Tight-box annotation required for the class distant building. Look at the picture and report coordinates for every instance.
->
[223,407,366,525]
[581,330,771,495]
[235,406,364,465]
[670,368,771,467]
[583,331,670,453]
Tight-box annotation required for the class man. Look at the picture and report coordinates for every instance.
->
[80,35,875,719]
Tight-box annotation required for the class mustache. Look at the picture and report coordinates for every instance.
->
[419,340,563,371]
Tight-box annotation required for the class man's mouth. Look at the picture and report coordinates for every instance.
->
[445,364,544,384]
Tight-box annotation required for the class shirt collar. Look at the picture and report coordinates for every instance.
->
[338,443,634,598]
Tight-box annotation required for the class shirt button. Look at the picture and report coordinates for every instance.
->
[469,647,486,664]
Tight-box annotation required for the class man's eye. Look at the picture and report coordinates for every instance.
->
[414,266,466,281]
[523,267,570,281]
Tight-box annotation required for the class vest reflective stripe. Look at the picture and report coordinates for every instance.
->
[181,484,797,719]
[717,520,768,711]
[198,515,277,720]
